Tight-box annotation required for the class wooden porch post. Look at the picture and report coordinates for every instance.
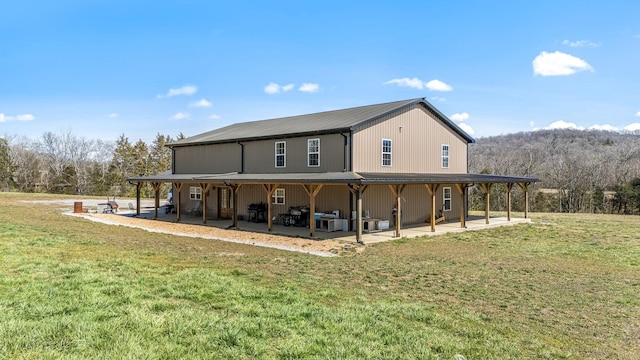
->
[172,182,183,222]
[262,184,280,232]
[425,184,440,232]
[388,184,405,237]
[199,183,212,224]
[455,183,467,228]
[504,183,514,221]
[518,182,530,218]
[231,184,242,228]
[303,184,324,237]
[356,186,363,244]
[136,182,141,216]
[151,182,161,219]
[480,183,492,224]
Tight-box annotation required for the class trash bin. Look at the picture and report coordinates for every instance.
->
[74,201,83,213]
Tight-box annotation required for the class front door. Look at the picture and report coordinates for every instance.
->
[219,188,234,219]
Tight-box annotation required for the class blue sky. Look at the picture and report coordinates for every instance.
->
[1,0,639,143]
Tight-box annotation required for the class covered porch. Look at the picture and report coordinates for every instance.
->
[128,172,538,244]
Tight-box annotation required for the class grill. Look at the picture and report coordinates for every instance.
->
[247,203,266,223]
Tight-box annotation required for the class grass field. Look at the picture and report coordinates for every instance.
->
[0,192,638,359]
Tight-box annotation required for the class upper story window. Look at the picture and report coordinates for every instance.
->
[272,188,285,205]
[275,141,286,168]
[443,187,452,211]
[189,186,202,200]
[382,139,392,167]
[308,138,320,167]
[441,144,450,168]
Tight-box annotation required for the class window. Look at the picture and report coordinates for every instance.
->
[443,187,452,211]
[441,144,450,168]
[382,139,392,167]
[308,138,320,167]
[275,141,286,168]
[189,186,202,200]
[272,188,285,205]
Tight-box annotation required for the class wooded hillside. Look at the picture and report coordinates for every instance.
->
[469,129,640,214]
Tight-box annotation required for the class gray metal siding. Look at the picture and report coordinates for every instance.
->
[244,133,349,173]
[174,143,241,174]
[352,107,468,173]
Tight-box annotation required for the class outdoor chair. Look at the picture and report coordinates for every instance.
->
[187,201,202,217]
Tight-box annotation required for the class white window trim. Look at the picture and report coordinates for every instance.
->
[382,139,392,167]
[443,187,452,212]
[441,144,450,169]
[272,188,285,205]
[189,186,202,200]
[275,141,286,168]
[307,138,320,167]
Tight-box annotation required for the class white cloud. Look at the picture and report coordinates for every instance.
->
[264,82,295,94]
[299,83,320,93]
[634,34,640,39]
[544,120,584,130]
[588,124,619,132]
[458,123,475,136]
[562,39,601,48]
[532,51,594,76]
[108,113,118,118]
[385,77,425,89]
[425,79,453,92]
[529,121,535,128]
[430,96,446,102]
[157,85,198,98]
[450,112,469,122]
[0,113,35,122]
[624,123,640,132]
[636,111,640,117]
[264,82,281,94]
[189,98,212,108]
[209,114,220,120]
[170,112,190,120]
[384,77,452,91]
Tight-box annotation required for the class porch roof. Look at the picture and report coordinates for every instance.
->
[129,171,538,185]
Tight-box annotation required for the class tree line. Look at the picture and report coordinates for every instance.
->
[468,129,640,215]
[2,128,640,214]
[0,131,182,199]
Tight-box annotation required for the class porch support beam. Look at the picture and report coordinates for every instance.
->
[230,183,242,228]
[262,184,280,231]
[388,184,405,237]
[135,182,142,217]
[504,183,514,221]
[303,184,324,237]
[172,182,184,222]
[425,183,440,232]
[199,183,212,224]
[348,184,367,244]
[480,183,492,224]
[455,183,468,228]
[151,182,161,219]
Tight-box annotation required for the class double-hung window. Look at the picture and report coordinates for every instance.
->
[308,139,320,167]
[272,188,285,205]
[382,139,392,167]
[275,141,286,168]
[189,186,202,200]
[443,187,452,211]
[441,144,450,169]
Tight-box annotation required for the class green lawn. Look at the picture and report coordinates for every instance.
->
[0,193,638,359]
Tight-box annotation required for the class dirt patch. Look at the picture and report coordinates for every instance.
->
[66,212,363,257]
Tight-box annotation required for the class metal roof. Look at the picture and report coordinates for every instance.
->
[169,98,475,147]
[129,171,538,185]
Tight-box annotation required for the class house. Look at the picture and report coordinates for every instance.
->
[129,98,537,243]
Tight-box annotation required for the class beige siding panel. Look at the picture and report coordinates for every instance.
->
[244,134,349,173]
[174,143,241,174]
[175,183,219,219]
[352,107,468,173]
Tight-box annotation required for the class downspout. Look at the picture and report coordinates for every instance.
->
[340,133,348,171]
[171,147,176,174]
[238,142,245,174]
[349,129,354,171]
